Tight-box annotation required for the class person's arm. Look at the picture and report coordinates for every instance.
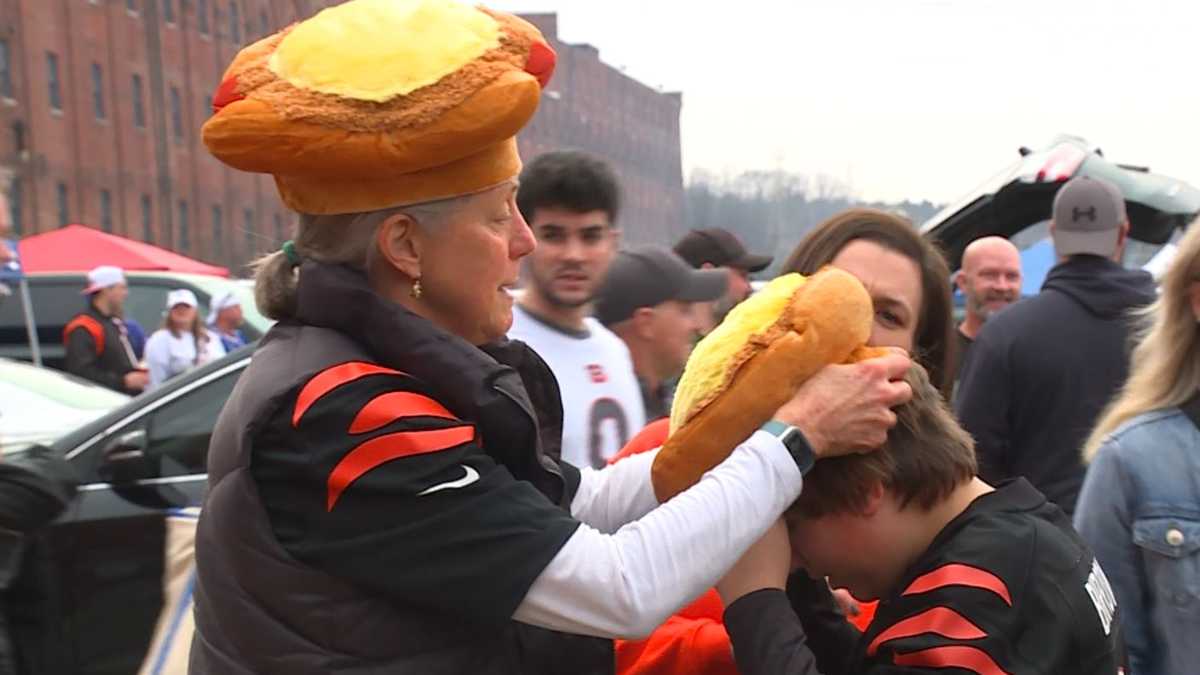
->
[144,333,172,389]
[515,430,802,637]
[724,589,826,675]
[570,450,659,534]
[954,334,1011,484]
[1074,439,1151,672]
[65,324,125,391]
[717,522,860,675]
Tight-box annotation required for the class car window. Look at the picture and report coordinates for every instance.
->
[124,285,173,334]
[142,368,240,477]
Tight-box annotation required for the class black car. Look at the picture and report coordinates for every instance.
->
[9,345,253,675]
[922,134,1200,272]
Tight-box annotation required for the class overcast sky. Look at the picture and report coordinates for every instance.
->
[491,0,1199,204]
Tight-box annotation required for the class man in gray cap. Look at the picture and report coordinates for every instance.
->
[956,176,1155,515]
[595,246,727,421]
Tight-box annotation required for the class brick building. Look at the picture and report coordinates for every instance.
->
[0,1,683,271]
[517,14,684,246]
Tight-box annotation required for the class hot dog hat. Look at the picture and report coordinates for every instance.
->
[201,0,556,215]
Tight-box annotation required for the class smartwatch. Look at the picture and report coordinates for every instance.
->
[760,420,816,475]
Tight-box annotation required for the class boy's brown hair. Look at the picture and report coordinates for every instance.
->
[788,364,976,519]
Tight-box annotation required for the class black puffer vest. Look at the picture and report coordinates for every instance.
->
[189,263,613,674]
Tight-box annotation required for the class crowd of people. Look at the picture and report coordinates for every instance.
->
[60,268,247,395]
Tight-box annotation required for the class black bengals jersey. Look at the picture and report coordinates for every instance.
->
[251,360,582,623]
[724,479,1126,674]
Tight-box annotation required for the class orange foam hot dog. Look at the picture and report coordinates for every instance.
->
[200,0,555,215]
[651,268,883,502]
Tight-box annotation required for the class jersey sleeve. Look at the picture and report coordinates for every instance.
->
[250,361,581,623]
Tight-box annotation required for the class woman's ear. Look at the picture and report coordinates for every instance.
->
[375,212,423,279]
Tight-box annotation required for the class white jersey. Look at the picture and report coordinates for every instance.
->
[509,304,646,469]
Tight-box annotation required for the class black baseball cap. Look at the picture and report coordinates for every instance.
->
[674,228,773,273]
[594,246,728,326]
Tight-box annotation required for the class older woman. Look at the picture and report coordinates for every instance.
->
[189,2,911,673]
[1075,219,1200,675]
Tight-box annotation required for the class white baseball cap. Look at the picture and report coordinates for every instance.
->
[206,290,241,324]
[166,289,199,309]
[82,265,126,295]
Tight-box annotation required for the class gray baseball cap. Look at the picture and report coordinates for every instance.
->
[594,246,728,326]
[1052,176,1127,258]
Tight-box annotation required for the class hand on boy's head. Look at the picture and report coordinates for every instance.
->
[776,352,913,458]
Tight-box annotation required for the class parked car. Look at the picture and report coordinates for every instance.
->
[8,345,253,675]
[921,134,1200,274]
[0,272,269,369]
[0,359,129,455]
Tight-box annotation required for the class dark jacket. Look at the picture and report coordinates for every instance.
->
[955,255,1155,514]
[190,263,613,674]
[63,305,140,395]
[723,480,1126,674]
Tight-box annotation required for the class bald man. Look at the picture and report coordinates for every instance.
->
[953,236,1021,384]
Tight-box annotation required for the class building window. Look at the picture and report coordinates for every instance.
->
[274,213,284,244]
[126,0,138,13]
[100,189,113,232]
[0,39,12,99]
[229,1,241,44]
[243,208,254,256]
[203,95,212,117]
[46,52,62,111]
[56,182,69,227]
[169,86,183,141]
[197,0,210,35]
[211,205,223,258]
[162,0,175,24]
[91,63,106,120]
[259,11,268,37]
[132,74,146,128]
[178,200,190,251]
[141,194,153,242]
[7,179,21,236]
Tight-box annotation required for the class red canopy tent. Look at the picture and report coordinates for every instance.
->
[18,224,230,277]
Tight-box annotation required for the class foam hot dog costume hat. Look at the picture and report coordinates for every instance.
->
[651,269,887,502]
[202,0,556,214]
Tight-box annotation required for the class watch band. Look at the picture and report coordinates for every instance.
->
[760,420,816,475]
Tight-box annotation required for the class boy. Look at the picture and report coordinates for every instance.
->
[717,366,1125,674]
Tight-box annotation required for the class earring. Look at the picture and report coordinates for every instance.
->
[411,278,423,300]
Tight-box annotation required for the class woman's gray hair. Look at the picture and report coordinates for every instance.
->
[252,195,468,321]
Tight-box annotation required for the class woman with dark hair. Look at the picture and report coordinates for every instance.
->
[781,208,955,396]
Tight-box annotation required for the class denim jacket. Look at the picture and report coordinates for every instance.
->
[1074,408,1200,675]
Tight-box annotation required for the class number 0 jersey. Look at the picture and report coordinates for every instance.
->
[508,304,646,469]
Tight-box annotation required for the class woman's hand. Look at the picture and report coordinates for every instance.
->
[773,350,912,458]
[717,519,792,605]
